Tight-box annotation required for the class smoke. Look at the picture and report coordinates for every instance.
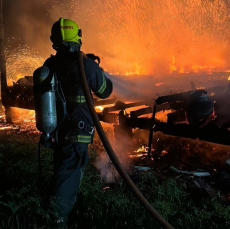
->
[106,73,159,102]
[94,127,133,183]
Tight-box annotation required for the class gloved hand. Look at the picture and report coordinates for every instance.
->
[86,53,100,64]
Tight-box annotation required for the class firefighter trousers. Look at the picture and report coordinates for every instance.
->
[51,142,89,226]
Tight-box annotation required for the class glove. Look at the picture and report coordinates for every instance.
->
[86,53,100,64]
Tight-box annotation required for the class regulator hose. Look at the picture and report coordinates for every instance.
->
[77,51,175,229]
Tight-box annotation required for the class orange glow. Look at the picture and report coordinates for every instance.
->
[11,107,35,125]
[7,1,230,80]
[81,0,230,75]
[228,76,230,81]
[155,110,172,122]
[4,1,230,79]
[6,46,44,85]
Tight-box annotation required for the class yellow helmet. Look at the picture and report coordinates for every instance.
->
[50,17,82,46]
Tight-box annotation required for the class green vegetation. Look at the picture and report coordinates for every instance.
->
[0,129,229,229]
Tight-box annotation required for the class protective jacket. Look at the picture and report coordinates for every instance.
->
[43,51,113,144]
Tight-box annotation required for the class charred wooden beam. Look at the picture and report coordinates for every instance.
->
[103,101,144,113]
[167,110,185,124]
[156,83,230,106]
[97,111,118,124]
[154,122,230,146]
[130,106,153,118]
[119,114,230,146]
[156,89,204,105]
[94,98,117,106]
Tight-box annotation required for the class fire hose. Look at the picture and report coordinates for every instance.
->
[76,51,175,229]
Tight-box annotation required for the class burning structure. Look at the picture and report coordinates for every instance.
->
[0,1,230,160]
[0,0,230,216]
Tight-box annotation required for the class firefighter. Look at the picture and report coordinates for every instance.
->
[42,17,113,228]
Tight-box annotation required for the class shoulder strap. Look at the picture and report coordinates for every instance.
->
[53,73,70,143]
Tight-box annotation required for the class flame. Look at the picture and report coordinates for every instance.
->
[95,106,104,113]
[129,145,149,158]
[228,76,230,81]
[161,150,168,155]
[155,110,172,122]
[135,145,148,153]
[129,153,147,158]
[11,107,35,125]
[155,82,163,86]
[169,56,177,73]
[168,56,229,74]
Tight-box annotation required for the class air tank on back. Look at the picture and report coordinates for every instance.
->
[33,66,57,138]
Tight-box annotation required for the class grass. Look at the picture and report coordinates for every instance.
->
[0,128,230,229]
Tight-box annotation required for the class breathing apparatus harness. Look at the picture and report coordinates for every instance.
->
[33,58,95,173]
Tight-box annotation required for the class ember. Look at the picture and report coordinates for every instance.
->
[6,45,44,85]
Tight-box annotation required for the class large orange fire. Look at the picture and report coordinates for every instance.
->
[5,0,230,79]
[4,0,230,124]
[79,0,230,76]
